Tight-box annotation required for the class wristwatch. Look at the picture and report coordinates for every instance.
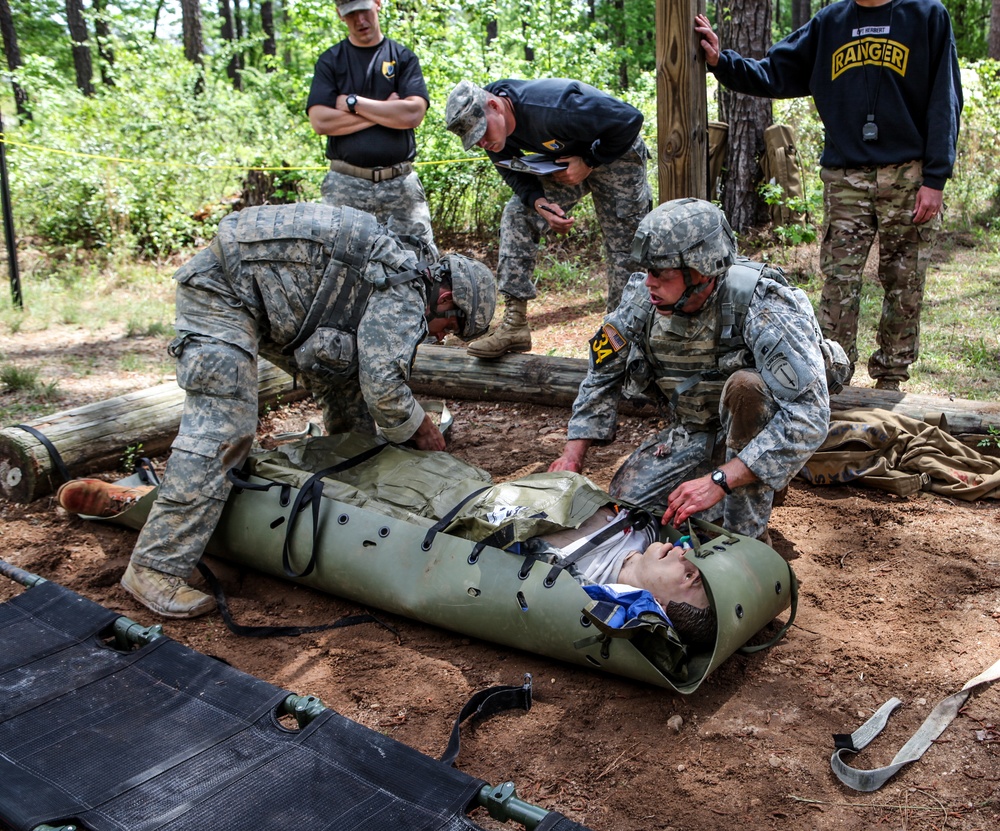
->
[346,94,358,114]
[710,468,732,495]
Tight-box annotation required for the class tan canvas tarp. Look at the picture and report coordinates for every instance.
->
[800,408,1000,500]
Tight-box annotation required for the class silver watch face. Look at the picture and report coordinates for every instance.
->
[712,470,725,486]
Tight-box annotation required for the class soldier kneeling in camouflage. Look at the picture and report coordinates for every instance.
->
[550,198,847,543]
[117,203,496,619]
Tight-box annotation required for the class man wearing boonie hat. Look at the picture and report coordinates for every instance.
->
[445,78,652,359]
[307,0,437,260]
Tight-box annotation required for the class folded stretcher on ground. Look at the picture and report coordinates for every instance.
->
[110,434,797,694]
[0,564,591,831]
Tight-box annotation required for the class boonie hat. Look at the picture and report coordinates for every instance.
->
[445,81,490,151]
[336,0,375,15]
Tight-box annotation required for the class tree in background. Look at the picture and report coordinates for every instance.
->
[220,0,242,89]
[93,0,114,86]
[65,0,94,95]
[181,0,204,66]
[990,0,1000,57]
[262,0,276,69]
[791,0,810,32]
[716,0,773,231]
[0,0,30,118]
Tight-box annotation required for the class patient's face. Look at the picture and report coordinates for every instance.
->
[624,542,709,610]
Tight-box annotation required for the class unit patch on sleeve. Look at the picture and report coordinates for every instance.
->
[589,323,628,368]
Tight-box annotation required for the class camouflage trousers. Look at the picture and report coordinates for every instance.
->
[132,279,378,578]
[130,333,259,578]
[497,137,652,312]
[817,162,940,382]
[607,371,780,538]
[320,167,439,262]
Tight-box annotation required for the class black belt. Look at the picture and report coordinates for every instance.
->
[328,159,413,182]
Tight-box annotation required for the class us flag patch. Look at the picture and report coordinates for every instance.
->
[589,323,628,367]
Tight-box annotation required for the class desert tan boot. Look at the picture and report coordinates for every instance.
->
[120,562,217,619]
[467,297,532,359]
[57,479,154,517]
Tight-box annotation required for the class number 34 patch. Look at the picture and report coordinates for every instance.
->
[589,323,628,368]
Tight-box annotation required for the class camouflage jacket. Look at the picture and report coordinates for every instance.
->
[175,203,430,442]
[567,265,831,485]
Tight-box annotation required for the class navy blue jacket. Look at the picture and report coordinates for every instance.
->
[711,0,962,189]
[484,78,644,207]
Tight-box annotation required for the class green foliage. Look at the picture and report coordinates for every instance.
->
[758,182,819,247]
[978,426,1000,451]
[120,442,144,473]
[0,362,41,392]
[1,0,997,246]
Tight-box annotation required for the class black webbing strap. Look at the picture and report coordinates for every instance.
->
[279,442,391,578]
[420,486,493,551]
[196,561,399,640]
[133,457,161,487]
[439,674,533,767]
[466,524,518,565]
[541,509,640,589]
[12,424,71,485]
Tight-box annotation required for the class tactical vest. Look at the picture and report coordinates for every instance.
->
[214,203,425,378]
[633,259,780,430]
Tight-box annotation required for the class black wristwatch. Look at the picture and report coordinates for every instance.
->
[346,94,358,114]
[710,468,732,495]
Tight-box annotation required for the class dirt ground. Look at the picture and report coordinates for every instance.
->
[2,293,999,830]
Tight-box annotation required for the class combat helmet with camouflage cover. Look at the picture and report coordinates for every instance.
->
[631,198,737,280]
[435,254,497,340]
[631,198,737,315]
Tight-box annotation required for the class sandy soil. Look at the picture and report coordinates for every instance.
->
[1,287,999,830]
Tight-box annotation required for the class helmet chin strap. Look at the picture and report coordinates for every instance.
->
[670,268,715,317]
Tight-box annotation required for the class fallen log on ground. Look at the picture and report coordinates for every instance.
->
[2,346,997,504]
[0,362,306,503]
[410,346,1000,449]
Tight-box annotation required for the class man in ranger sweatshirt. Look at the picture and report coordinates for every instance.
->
[696,1,962,391]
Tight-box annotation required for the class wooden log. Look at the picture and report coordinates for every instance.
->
[0,362,305,504]
[409,345,1000,446]
[4,345,998,504]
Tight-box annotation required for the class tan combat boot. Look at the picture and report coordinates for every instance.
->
[467,297,532,359]
[121,562,217,619]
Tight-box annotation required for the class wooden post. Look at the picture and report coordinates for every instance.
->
[655,0,708,203]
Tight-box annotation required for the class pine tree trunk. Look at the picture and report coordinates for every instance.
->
[990,0,1000,60]
[65,0,94,96]
[181,0,205,65]
[716,0,773,231]
[792,0,812,32]
[0,0,29,118]
[261,0,276,69]
[93,0,115,86]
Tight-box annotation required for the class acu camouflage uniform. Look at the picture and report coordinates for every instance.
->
[568,263,831,537]
[131,202,433,580]
[497,135,652,312]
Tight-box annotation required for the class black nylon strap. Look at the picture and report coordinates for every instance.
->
[280,442,390,578]
[196,561,398,640]
[542,509,638,588]
[12,424,72,484]
[439,675,533,767]
[420,486,493,551]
